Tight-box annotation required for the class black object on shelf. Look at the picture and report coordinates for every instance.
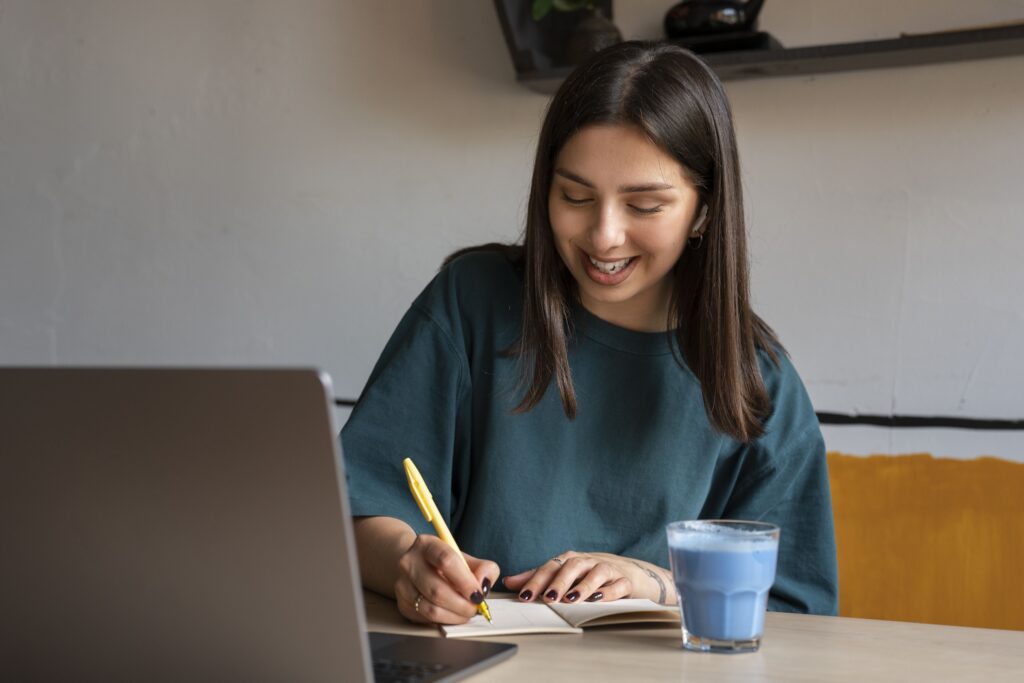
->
[664,0,766,39]
[672,29,782,54]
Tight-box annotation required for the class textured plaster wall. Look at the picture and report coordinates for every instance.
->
[1,1,1021,459]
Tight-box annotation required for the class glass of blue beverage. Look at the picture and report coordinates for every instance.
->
[666,520,780,653]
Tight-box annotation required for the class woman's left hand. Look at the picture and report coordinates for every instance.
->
[502,551,676,605]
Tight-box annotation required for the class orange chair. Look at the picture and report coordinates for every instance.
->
[827,452,1024,631]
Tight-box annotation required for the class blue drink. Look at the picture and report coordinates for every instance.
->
[666,520,780,653]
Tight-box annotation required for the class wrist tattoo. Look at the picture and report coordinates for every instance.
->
[629,560,668,605]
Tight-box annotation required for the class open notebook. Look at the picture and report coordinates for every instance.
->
[442,596,679,638]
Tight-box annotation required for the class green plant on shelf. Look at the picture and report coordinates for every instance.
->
[532,0,597,21]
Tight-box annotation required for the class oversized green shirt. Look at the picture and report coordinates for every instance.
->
[341,251,838,615]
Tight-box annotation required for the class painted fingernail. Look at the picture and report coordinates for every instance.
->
[519,590,533,601]
[545,589,558,601]
[470,591,484,605]
[585,592,604,602]
[566,591,580,602]
[482,577,491,596]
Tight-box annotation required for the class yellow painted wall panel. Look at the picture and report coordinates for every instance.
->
[827,453,1024,631]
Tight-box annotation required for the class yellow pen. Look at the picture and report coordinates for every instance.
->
[403,457,492,622]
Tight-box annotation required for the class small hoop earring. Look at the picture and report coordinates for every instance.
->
[688,204,708,250]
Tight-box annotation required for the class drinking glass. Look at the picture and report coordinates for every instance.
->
[666,520,780,653]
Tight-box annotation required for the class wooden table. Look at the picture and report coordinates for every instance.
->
[363,591,1024,682]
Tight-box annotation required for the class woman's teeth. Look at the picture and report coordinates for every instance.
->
[589,256,632,274]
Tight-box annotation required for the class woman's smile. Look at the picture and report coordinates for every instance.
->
[579,248,639,285]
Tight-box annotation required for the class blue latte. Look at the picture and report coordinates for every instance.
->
[666,521,780,651]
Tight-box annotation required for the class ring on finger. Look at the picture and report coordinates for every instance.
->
[551,557,565,566]
[414,594,424,613]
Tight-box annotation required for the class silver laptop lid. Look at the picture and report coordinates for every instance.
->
[0,367,372,682]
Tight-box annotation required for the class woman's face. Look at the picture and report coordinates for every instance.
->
[548,124,702,332]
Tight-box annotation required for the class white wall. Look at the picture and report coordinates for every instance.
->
[0,0,543,390]
[1,1,1021,459]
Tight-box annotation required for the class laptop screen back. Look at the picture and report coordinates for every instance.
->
[0,368,373,681]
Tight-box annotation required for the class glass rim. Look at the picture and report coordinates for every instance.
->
[666,519,779,538]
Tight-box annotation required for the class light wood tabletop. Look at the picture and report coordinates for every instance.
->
[363,590,1024,682]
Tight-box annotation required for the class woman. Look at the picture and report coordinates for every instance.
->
[342,41,838,625]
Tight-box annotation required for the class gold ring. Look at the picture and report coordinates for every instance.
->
[414,594,424,613]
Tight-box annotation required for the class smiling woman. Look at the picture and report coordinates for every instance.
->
[548,124,701,332]
[341,41,838,628]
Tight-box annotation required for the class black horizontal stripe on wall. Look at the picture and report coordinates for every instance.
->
[335,398,1023,430]
[815,412,1024,431]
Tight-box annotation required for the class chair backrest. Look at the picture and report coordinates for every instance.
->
[828,452,1024,630]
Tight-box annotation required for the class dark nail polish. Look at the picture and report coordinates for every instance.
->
[470,591,483,605]
[545,590,558,601]
[566,591,580,602]
[482,577,491,596]
[519,590,533,601]
[585,592,604,602]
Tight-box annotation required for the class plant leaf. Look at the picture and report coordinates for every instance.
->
[532,0,554,21]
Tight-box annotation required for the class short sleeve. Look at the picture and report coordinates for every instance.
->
[722,427,839,615]
[340,288,471,537]
[719,352,839,616]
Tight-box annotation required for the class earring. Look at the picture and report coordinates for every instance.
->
[688,204,708,249]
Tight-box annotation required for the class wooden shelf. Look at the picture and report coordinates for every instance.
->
[513,23,1024,94]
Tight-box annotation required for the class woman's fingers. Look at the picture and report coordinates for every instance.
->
[511,557,565,601]
[592,576,633,602]
[396,535,489,624]
[542,556,597,602]
[502,568,535,590]
[394,577,476,625]
[517,554,598,603]
[463,552,501,598]
[414,535,487,606]
[561,562,618,603]
[509,553,635,603]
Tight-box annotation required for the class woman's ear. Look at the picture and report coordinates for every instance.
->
[690,204,709,236]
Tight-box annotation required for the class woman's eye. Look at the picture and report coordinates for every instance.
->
[561,191,590,205]
[559,191,663,214]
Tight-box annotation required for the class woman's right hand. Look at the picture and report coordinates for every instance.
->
[393,534,500,625]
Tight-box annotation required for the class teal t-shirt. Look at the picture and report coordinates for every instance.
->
[341,251,838,615]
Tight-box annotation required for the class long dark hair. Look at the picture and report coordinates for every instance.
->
[449,41,780,442]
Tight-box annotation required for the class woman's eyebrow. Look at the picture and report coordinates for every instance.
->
[554,168,675,193]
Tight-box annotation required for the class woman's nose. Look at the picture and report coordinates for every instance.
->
[589,205,627,253]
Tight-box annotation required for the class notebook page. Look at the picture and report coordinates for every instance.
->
[441,598,582,638]
[548,598,679,628]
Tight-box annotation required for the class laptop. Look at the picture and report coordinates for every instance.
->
[0,367,516,681]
